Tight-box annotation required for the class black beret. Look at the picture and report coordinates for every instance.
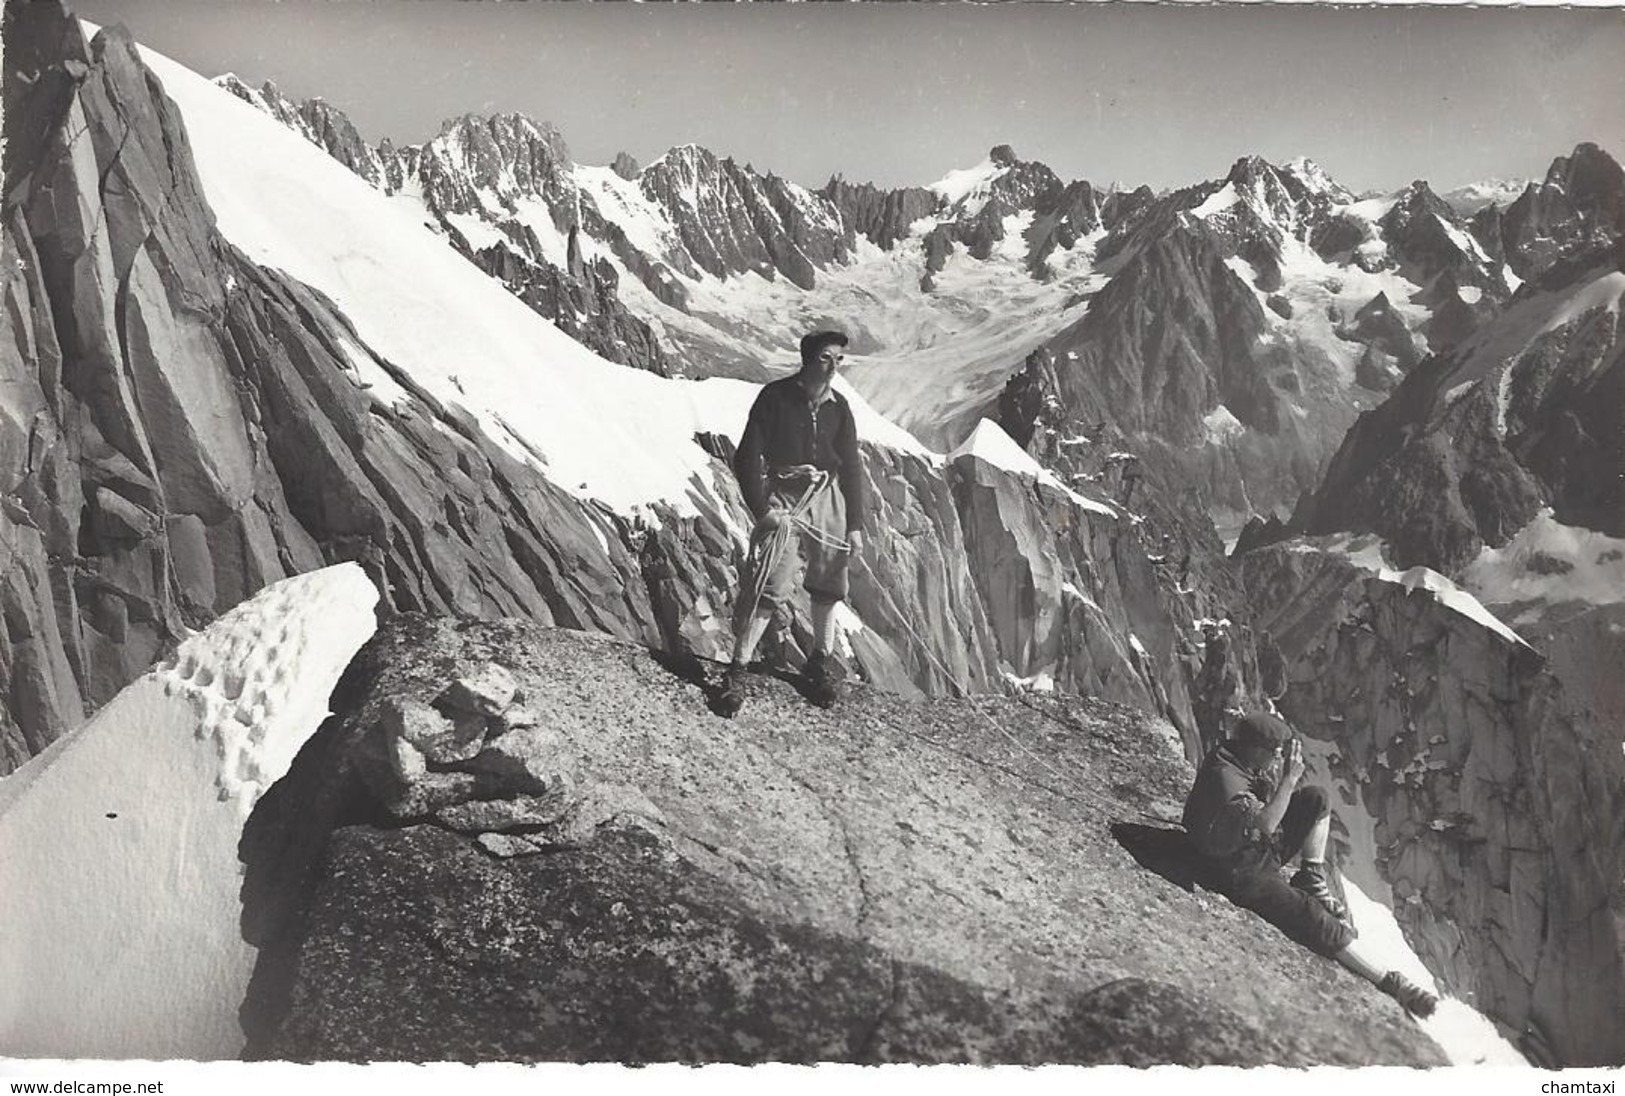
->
[799,330,848,364]
[1232,711,1293,749]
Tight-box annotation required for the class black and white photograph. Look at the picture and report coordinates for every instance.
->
[0,0,1621,1083]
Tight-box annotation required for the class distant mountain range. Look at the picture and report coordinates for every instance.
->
[221,77,1623,539]
[4,10,1623,1067]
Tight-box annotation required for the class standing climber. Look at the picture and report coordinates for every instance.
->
[1183,711,1440,1018]
[718,330,867,717]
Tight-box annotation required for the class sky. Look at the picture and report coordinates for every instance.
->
[64,0,1625,198]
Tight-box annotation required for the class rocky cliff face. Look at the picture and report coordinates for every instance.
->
[994,365,1274,753]
[1226,151,1625,1069]
[238,617,1442,1065]
[1024,151,1536,532]
[819,176,938,251]
[0,7,1199,773]
[637,145,854,291]
[216,79,669,375]
[949,448,1197,750]
[1239,543,1625,1066]
[1484,143,1625,282]
[1288,241,1625,571]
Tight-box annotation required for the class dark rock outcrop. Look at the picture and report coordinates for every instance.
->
[1025,179,1107,276]
[820,176,939,251]
[638,145,852,290]
[1378,182,1487,283]
[1099,184,1157,236]
[995,347,1064,449]
[468,239,670,375]
[1492,143,1625,281]
[1288,353,1544,572]
[241,618,1442,1066]
[1342,292,1421,373]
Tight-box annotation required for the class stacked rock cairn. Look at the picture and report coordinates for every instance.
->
[356,660,663,858]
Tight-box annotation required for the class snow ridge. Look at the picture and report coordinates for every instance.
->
[952,419,1116,516]
[1330,537,1532,648]
[0,564,377,1058]
[154,564,380,818]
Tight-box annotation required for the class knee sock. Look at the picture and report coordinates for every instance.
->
[811,599,839,655]
[733,607,773,667]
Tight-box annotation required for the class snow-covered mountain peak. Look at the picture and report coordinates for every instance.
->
[1442,177,1534,216]
[930,156,1004,207]
[414,110,577,216]
[427,111,572,172]
[1221,155,1309,228]
[638,143,740,214]
[1283,156,1356,203]
[644,142,721,176]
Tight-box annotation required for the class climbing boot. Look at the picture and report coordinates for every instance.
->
[803,652,842,708]
[1290,863,1348,921]
[717,665,747,719]
[1378,970,1440,1018]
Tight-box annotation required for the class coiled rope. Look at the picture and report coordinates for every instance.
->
[738,466,848,622]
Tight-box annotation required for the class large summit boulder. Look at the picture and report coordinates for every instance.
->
[240,617,1442,1066]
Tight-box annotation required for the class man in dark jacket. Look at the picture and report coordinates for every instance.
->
[1185,711,1440,1018]
[718,330,867,716]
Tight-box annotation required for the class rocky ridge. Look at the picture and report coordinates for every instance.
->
[226,74,1606,536]
[0,9,1199,783]
[1003,151,1541,534]
[1284,240,1625,572]
[215,78,668,375]
[238,617,1443,1065]
[1238,543,1625,1066]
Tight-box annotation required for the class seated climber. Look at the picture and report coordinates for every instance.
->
[1184,711,1440,1018]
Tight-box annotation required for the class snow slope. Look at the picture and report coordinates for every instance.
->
[1448,268,1625,395]
[0,565,377,1058]
[930,157,1004,210]
[1463,510,1625,624]
[137,41,926,522]
[1342,880,1527,1065]
[1308,535,1532,649]
[951,419,1116,516]
[1296,739,1527,1066]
